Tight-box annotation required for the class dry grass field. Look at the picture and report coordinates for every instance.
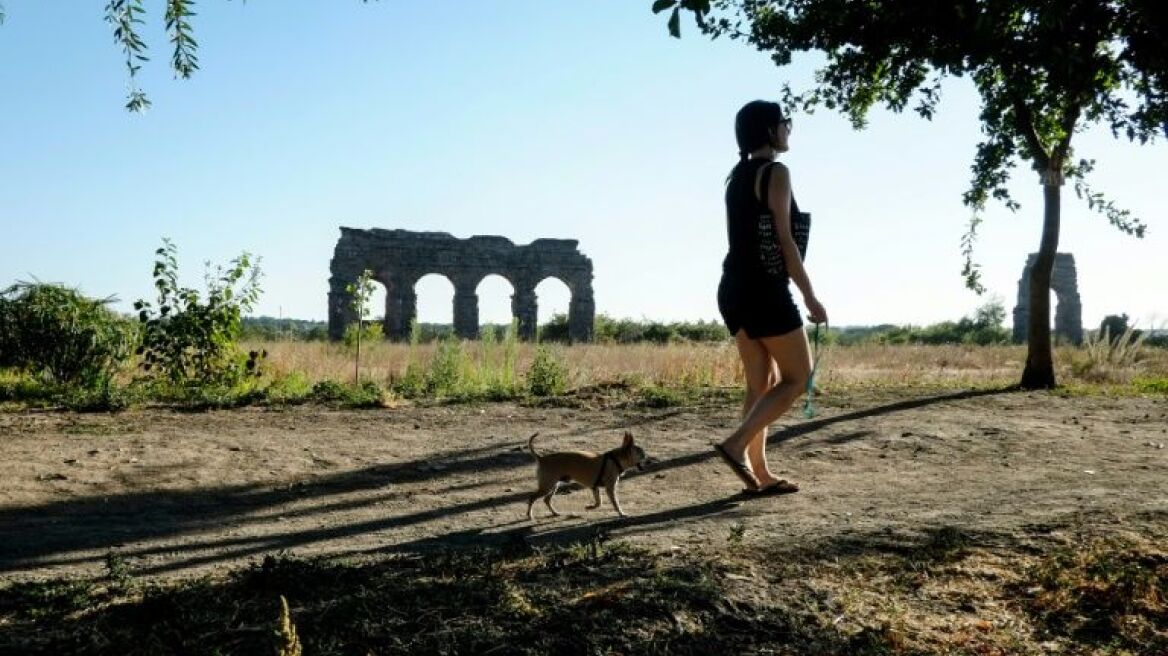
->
[252,338,1168,392]
[2,341,1166,654]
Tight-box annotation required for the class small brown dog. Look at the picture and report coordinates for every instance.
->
[525,431,648,519]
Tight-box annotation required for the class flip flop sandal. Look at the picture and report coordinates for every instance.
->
[713,444,760,489]
[741,480,800,496]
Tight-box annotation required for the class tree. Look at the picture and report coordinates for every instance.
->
[653,0,1165,389]
[345,269,376,384]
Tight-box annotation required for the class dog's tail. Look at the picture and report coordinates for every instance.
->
[526,432,541,459]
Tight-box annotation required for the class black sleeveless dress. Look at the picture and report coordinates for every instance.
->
[716,159,811,338]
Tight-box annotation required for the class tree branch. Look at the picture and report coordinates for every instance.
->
[1010,95,1050,169]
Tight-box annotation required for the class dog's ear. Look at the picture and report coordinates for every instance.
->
[622,431,634,447]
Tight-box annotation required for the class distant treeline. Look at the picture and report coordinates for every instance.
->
[240,305,1168,347]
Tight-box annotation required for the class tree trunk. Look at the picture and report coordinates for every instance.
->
[1020,169,1062,389]
[354,320,362,384]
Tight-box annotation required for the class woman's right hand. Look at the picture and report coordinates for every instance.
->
[804,296,828,324]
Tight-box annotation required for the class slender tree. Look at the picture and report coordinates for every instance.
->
[346,269,376,385]
[654,0,1165,388]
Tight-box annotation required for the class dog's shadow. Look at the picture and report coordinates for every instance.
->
[381,493,747,556]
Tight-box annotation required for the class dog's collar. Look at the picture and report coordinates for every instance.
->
[592,451,624,489]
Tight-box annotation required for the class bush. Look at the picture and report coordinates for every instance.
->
[426,339,467,397]
[263,371,314,404]
[538,314,571,343]
[874,298,1010,346]
[527,346,568,397]
[391,362,427,399]
[0,283,136,388]
[310,379,385,408]
[134,239,264,386]
[638,385,682,408]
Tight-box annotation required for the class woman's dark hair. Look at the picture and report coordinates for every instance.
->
[734,100,785,162]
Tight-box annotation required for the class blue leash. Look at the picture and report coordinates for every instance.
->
[802,321,827,419]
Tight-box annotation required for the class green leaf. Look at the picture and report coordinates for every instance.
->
[667,7,680,38]
[651,0,676,13]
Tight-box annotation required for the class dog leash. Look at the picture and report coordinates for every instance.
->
[802,321,827,419]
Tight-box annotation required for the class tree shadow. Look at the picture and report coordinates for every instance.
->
[6,511,1160,656]
[0,386,1017,576]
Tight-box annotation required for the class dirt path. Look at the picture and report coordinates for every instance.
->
[1,389,1165,580]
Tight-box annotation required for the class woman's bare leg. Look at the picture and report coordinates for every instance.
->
[720,327,812,472]
[734,330,782,487]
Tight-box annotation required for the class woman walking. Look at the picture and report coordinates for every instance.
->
[713,100,828,494]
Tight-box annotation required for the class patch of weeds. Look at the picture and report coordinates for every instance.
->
[426,338,467,397]
[104,550,135,594]
[0,373,145,411]
[390,361,427,399]
[142,380,266,410]
[263,371,313,405]
[1133,377,1168,395]
[0,373,57,405]
[527,345,568,397]
[57,383,139,412]
[638,384,683,408]
[728,522,746,547]
[483,379,523,401]
[182,384,266,410]
[310,379,386,408]
[0,579,96,622]
[1022,536,1167,650]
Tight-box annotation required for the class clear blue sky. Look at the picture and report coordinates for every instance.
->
[1,1,1164,330]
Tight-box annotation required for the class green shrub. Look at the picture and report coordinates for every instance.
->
[0,371,57,404]
[426,339,467,397]
[0,283,136,388]
[134,239,264,386]
[56,384,139,412]
[873,298,1010,346]
[263,371,314,404]
[638,385,682,408]
[527,346,568,397]
[392,362,427,399]
[310,379,385,407]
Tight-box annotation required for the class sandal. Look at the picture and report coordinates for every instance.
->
[713,444,760,489]
[741,480,800,496]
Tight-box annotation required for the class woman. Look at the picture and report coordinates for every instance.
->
[713,100,828,494]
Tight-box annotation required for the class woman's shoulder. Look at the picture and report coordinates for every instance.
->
[766,161,791,187]
[767,160,791,175]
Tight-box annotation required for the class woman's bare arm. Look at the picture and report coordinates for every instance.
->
[766,163,827,323]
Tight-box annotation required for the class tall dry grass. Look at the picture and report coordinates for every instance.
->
[247,339,1168,392]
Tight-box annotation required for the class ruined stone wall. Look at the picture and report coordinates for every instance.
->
[1012,252,1083,344]
[328,228,595,342]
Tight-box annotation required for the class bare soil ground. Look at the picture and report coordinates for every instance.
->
[1,388,1166,581]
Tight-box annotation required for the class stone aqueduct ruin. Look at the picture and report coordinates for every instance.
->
[328,228,595,342]
[328,230,1082,345]
[1012,252,1083,344]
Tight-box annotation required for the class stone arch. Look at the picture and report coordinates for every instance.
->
[475,274,516,335]
[534,274,571,329]
[413,272,456,332]
[328,229,594,342]
[1012,252,1083,345]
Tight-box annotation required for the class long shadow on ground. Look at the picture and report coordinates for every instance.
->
[0,387,1016,576]
[4,513,1163,656]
